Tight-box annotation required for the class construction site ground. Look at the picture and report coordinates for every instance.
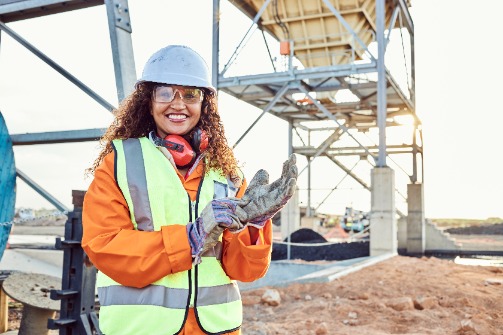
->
[1,220,503,334]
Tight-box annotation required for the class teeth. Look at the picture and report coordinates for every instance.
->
[168,114,187,120]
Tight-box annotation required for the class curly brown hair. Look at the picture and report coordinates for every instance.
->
[87,82,239,178]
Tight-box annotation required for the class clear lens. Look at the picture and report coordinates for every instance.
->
[153,86,204,104]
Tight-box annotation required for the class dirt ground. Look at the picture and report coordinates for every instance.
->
[241,255,503,335]
[4,220,503,334]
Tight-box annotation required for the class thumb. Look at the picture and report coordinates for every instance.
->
[234,206,250,222]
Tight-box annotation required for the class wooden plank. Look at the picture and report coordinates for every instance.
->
[0,287,8,332]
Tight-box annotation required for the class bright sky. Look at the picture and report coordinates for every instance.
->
[0,0,501,219]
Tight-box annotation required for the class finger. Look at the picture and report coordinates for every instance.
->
[279,154,295,181]
[246,169,269,191]
[269,157,293,190]
[285,177,297,197]
[274,157,298,191]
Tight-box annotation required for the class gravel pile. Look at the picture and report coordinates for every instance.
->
[272,228,369,261]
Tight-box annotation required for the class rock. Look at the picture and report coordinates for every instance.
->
[246,321,269,335]
[385,297,414,311]
[456,319,477,335]
[315,322,328,334]
[305,294,312,301]
[413,296,438,310]
[484,278,503,285]
[322,292,332,299]
[261,289,281,306]
[348,319,359,326]
[242,295,261,306]
[348,311,358,319]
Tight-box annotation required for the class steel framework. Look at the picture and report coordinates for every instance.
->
[1,0,422,219]
[0,0,135,211]
[214,0,422,216]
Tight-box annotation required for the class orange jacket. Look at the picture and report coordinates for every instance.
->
[82,151,273,289]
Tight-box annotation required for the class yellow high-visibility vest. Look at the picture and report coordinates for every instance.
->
[96,137,242,335]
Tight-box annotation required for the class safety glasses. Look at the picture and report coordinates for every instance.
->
[153,85,204,104]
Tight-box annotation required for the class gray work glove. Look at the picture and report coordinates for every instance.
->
[235,154,297,228]
[186,199,245,264]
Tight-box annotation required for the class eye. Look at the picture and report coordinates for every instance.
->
[184,90,197,99]
[155,86,174,101]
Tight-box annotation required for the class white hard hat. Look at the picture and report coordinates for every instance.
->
[137,45,216,93]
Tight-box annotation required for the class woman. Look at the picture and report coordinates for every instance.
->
[82,45,296,335]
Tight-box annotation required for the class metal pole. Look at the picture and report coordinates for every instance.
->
[104,0,137,102]
[287,121,293,260]
[376,0,387,167]
[307,157,311,216]
[212,0,220,89]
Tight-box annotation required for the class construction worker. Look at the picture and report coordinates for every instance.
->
[82,45,297,335]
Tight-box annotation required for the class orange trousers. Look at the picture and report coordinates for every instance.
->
[181,308,240,334]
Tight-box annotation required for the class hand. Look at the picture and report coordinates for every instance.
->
[186,199,244,264]
[235,154,297,228]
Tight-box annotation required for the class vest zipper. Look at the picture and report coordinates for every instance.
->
[194,174,205,217]
[191,174,205,309]
[187,193,194,222]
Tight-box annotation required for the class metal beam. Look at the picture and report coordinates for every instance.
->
[11,128,105,145]
[327,156,370,190]
[16,168,69,212]
[218,62,376,88]
[0,21,116,111]
[221,0,272,76]
[297,86,377,162]
[376,0,387,167]
[104,0,136,102]
[298,128,343,175]
[212,0,220,89]
[321,0,375,63]
[232,83,290,148]
[0,0,103,23]
[315,160,359,211]
[397,0,414,33]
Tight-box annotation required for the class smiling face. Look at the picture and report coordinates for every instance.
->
[150,85,203,137]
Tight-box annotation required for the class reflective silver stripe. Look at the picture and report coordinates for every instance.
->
[98,285,189,309]
[123,138,154,231]
[197,283,241,307]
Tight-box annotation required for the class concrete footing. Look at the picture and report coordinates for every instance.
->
[280,187,300,240]
[370,167,397,256]
[407,183,426,254]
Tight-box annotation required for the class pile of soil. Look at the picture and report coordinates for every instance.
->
[242,255,503,335]
[445,223,503,235]
[272,228,369,261]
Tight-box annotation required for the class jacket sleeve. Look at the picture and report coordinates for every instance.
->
[220,178,273,282]
[81,152,193,288]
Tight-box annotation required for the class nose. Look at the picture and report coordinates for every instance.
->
[170,91,185,108]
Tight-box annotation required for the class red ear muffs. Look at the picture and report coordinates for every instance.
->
[163,135,196,168]
[191,128,208,154]
[162,129,208,169]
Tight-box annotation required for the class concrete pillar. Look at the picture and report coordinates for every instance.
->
[406,183,425,255]
[370,167,397,256]
[281,187,300,240]
[397,216,407,250]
